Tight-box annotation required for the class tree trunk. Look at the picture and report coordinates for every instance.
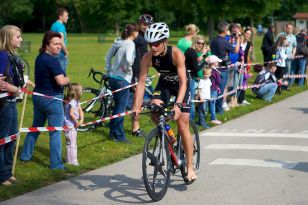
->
[115,22,120,36]
[207,17,215,41]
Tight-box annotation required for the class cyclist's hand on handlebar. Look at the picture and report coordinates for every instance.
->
[172,105,181,120]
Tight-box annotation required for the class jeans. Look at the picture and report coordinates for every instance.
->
[256,83,278,102]
[0,102,18,183]
[20,94,64,169]
[216,69,228,114]
[292,58,307,86]
[189,79,197,121]
[56,54,68,72]
[108,77,129,141]
[285,59,293,85]
[197,101,208,126]
[209,90,218,120]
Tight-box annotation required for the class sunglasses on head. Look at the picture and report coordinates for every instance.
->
[197,42,205,45]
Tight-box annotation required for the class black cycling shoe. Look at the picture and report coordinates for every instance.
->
[131,129,145,137]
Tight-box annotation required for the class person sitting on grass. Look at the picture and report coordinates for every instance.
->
[252,62,278,102]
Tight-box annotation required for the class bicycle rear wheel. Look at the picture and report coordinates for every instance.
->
[142,127,171,201]
[179,120,200,181]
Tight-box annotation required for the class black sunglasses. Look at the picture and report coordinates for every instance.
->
[197,42,205,45]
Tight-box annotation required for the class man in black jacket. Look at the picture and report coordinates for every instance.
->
[131,14,154,137]
[261,25,275,66]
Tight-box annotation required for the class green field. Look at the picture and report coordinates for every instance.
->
[0,33,307,201]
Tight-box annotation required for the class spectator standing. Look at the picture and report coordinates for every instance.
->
[210,21,239,114]
[105,24,139,144]
[177,24,199,53]
[50,7,69,72]
[64,83,84,166]
[293,28,307,86]
[0,25,24,186]
[206,55,222,125]
[184,35,209,121]
[261,25,275,66]
[196,68,211,128]
[272,34,288,90]
[131,14,154,137]
[238,27,254,105]
[277,23,297,87]
[20,31,70,169]
[252,62,278,102]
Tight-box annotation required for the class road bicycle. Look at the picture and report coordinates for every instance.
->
[141,103,200,201]
[78,68,114,131]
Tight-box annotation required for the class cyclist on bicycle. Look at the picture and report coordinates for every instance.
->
[132,22,197,183]
[131,14,154,137]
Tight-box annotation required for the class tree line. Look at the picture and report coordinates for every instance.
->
[0,0,307,34]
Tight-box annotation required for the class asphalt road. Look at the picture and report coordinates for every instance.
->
[2,91,308,205]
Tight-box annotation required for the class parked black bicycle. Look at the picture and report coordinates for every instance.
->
[141,103,200,201]
[78,68,114,131]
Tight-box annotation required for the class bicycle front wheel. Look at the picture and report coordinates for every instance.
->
[142,127,171,201]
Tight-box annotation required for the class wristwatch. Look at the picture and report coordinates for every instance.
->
[174,103,183,109]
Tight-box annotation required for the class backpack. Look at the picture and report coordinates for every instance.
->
[0,61,13,108]
[296,34,308,57]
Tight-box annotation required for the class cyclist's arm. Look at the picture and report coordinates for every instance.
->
[132,52,151,112]
[105,46,115,73]
[172,47,187,104]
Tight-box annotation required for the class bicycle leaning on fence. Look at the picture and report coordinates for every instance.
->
[78,68,114,131]
[140,103,200,201]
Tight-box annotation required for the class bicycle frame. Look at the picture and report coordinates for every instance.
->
[157,114,182,169]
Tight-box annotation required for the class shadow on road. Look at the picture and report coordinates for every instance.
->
[290,107,308,114]
[68,174,188,204]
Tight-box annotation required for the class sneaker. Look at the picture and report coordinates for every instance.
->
[196,122,210,129]
[114,139,132,144]
[211,119,222,125]
[242,100,251,105]
[1,180,12,186]
[131,129,145,137]
[223,104,230,111]
[9,176,17,183]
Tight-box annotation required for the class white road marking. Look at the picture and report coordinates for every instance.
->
[204,144,308,152]
[201,132,308,139]
[209,158,298,169]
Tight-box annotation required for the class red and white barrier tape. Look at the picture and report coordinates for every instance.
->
[0,133,20,146]
[191,83,263,103]
[283,74,308,79]
[80,82,138,105]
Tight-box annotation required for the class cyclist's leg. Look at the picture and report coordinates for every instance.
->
[177,113,197,181]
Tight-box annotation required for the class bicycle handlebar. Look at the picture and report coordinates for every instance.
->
[144,103,175,120]
[88,68,110,89]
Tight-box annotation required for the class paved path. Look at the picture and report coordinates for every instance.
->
[2,91,308,205]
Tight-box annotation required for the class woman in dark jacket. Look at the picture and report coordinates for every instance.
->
[0,25,24,185]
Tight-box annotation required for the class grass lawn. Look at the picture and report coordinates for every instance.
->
[0,33,307,201]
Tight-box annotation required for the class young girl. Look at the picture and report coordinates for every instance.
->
[64,83,84,165]
[272,34,287,92]
[196,68,212,128]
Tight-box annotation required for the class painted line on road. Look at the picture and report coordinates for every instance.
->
[201,132,308,139]
[204,144,308,152]
[209,158,298,169]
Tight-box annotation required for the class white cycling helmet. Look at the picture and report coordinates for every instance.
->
[145,22,169,43]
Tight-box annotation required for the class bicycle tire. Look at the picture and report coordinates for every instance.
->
[82,87,106,117]
[142,127,171,201]
[179,120,200,181]
[20,56,30,76]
